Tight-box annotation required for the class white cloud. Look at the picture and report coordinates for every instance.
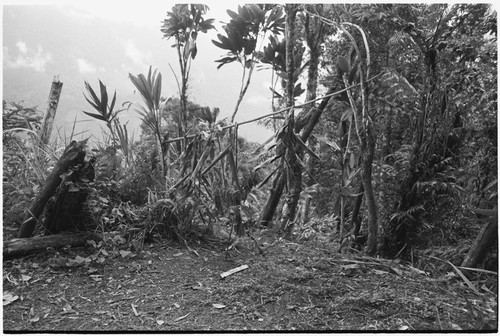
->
[16,41,28,54]
[4,43,52,72]
[77,58,97,73]
[124,40,151,70]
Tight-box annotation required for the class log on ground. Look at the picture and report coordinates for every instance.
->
[4,232,101,259]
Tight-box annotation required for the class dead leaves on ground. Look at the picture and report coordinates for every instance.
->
[3,238,498,331]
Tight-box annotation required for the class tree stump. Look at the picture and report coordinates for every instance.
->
[17,139,93,238]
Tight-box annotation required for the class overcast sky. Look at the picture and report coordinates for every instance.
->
[2,0,230,24]
[2,1,284,143]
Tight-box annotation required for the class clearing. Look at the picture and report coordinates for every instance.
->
[2,231,497,331]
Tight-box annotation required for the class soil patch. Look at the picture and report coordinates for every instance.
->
[3,233,497,331]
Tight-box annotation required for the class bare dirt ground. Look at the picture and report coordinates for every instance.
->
[2,230,498,332]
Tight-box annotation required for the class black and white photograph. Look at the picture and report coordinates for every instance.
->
[2,2,498,332]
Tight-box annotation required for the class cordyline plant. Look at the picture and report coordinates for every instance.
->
[161,4,215,143]
[129,66,166,176]
[83,80,132,167]
[83,80,119,137]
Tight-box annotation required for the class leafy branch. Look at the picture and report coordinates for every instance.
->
[212,4,285,122]
[161,4,215,141]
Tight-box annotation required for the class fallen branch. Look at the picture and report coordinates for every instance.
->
[3,232,101,259]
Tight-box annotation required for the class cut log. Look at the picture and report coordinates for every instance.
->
[17,139,88,238]
[4,232,101,259]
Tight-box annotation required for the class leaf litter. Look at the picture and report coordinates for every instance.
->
[2,235,497,331]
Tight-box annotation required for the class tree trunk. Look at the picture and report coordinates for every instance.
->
[4,232,101,259]
[338,116,349,243]
[227,150,244,236]
[280,4,301,239]
[284,5,297,109]
[382,106,393,161]
[362,127,378,256]
[302,6,324,219]
[39,77,63,145]
[461,220,498,269]
[302,195,312,225]
[18,139,88,238]
[259,172,285,227]
[259,86,336,227]
[351,183,364,237]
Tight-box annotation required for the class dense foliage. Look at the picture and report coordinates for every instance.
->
[3,4,497,269]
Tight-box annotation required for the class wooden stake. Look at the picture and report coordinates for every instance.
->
[39,76,63,145]
[220,265,249,279]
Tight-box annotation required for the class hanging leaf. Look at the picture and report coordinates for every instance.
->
[82,111,106,122]
[212,34,235,51]
[341,108,353,121]
[292,133,319,160]
[214,56,238,69]
[269,86,283,99]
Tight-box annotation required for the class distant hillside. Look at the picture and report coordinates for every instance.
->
[2,5,274,145]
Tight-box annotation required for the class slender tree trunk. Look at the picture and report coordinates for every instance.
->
[232,64,255,123]
[362,126,378,255]
[302,195,312,225]
[281,5,301,239]
[227,149,244,236]
[338,117,348,239]
[259,172,285,227]
[350,183,364,237]
[302,6,324,226]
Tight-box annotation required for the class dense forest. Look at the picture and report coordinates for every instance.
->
[3,4,497,331]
